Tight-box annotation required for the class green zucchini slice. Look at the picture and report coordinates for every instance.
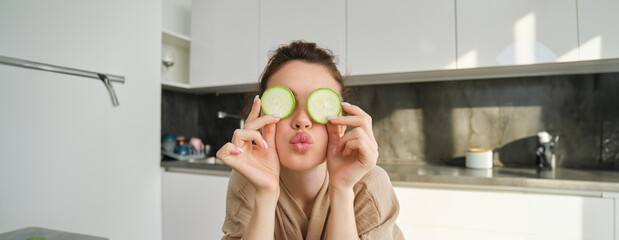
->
[260,86,295,119]
[307,88,342,124]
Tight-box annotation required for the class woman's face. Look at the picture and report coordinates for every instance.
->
[265,60,342,171]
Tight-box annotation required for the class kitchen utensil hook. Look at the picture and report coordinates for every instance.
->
[98,74,119,107]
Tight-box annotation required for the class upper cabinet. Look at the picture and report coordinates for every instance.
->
[190,0,260,88]
[178,0,619,92]
[347,0,456,75]
[259,0,346,74]
[577,0,619,60]
[456,0,579,68]
[161,0,192,88]
[162,0,192,37]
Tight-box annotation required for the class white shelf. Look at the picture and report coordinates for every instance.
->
[162,29,190,49]
[161,81,191,92]
[161,29,191,88]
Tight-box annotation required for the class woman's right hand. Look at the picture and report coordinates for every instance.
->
[216,96,281,194]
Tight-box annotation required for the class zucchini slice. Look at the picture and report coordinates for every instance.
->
[307,88,342,124]
[260,86,295,119]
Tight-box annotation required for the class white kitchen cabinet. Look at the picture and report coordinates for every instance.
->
[163,171,229,240]
[190,0,260,88]
[394,187,614,240]
[347,0,456,75]
[161,0,192,88]
[259,0,346,74]
[577,0,619,61]
[456,0,579,68]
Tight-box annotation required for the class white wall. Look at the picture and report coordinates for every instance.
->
[0,1,162,239]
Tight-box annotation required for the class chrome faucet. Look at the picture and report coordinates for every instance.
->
[217,111,245,129]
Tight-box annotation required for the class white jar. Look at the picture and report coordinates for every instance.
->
[465,148,493,169]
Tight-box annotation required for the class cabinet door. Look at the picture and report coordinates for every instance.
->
[259,0,346,73]
[163,172,230,240]
[577,0,619,60]
[394,187,614,240]
[348,0,456,75]
[457,0,579,68]
[190,0,259,87]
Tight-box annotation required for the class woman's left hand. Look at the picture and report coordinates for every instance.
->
[326,103,378,191]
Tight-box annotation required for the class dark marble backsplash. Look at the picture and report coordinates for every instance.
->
[162,73,619,170]
[162,91,250,157]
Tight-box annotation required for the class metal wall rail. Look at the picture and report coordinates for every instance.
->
[0,55,124,107]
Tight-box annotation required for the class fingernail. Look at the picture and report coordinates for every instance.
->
[262,139,268,150]
[327,115,338,120]
[342,102,351,106]
[254,95,260,103]
[236,147,245,153]
[333,146,337,154]
[272,114,282,118]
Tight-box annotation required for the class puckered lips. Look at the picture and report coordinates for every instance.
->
[289,132,313,153]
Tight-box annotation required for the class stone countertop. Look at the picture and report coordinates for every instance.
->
[161,159,232,176]
[381,164,619,195]
[161,159,619,195]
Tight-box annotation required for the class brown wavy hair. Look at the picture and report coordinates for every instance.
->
[244,40,351,117]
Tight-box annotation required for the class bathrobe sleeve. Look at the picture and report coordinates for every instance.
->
[353,166,405,240]
[221,170,255,240]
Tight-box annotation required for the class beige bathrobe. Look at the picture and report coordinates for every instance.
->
[221,166,404,240]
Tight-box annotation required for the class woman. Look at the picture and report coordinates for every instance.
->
[217,41,403,240]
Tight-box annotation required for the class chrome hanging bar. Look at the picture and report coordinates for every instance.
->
[0,55,124,106]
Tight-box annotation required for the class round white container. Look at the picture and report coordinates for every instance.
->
[465,148,493,169]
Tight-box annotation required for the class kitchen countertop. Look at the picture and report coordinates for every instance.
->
[162,159,232,176]
[380,164,619,196]
[161,159,619,196]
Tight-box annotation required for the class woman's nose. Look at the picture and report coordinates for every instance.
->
[291,109,312,130]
